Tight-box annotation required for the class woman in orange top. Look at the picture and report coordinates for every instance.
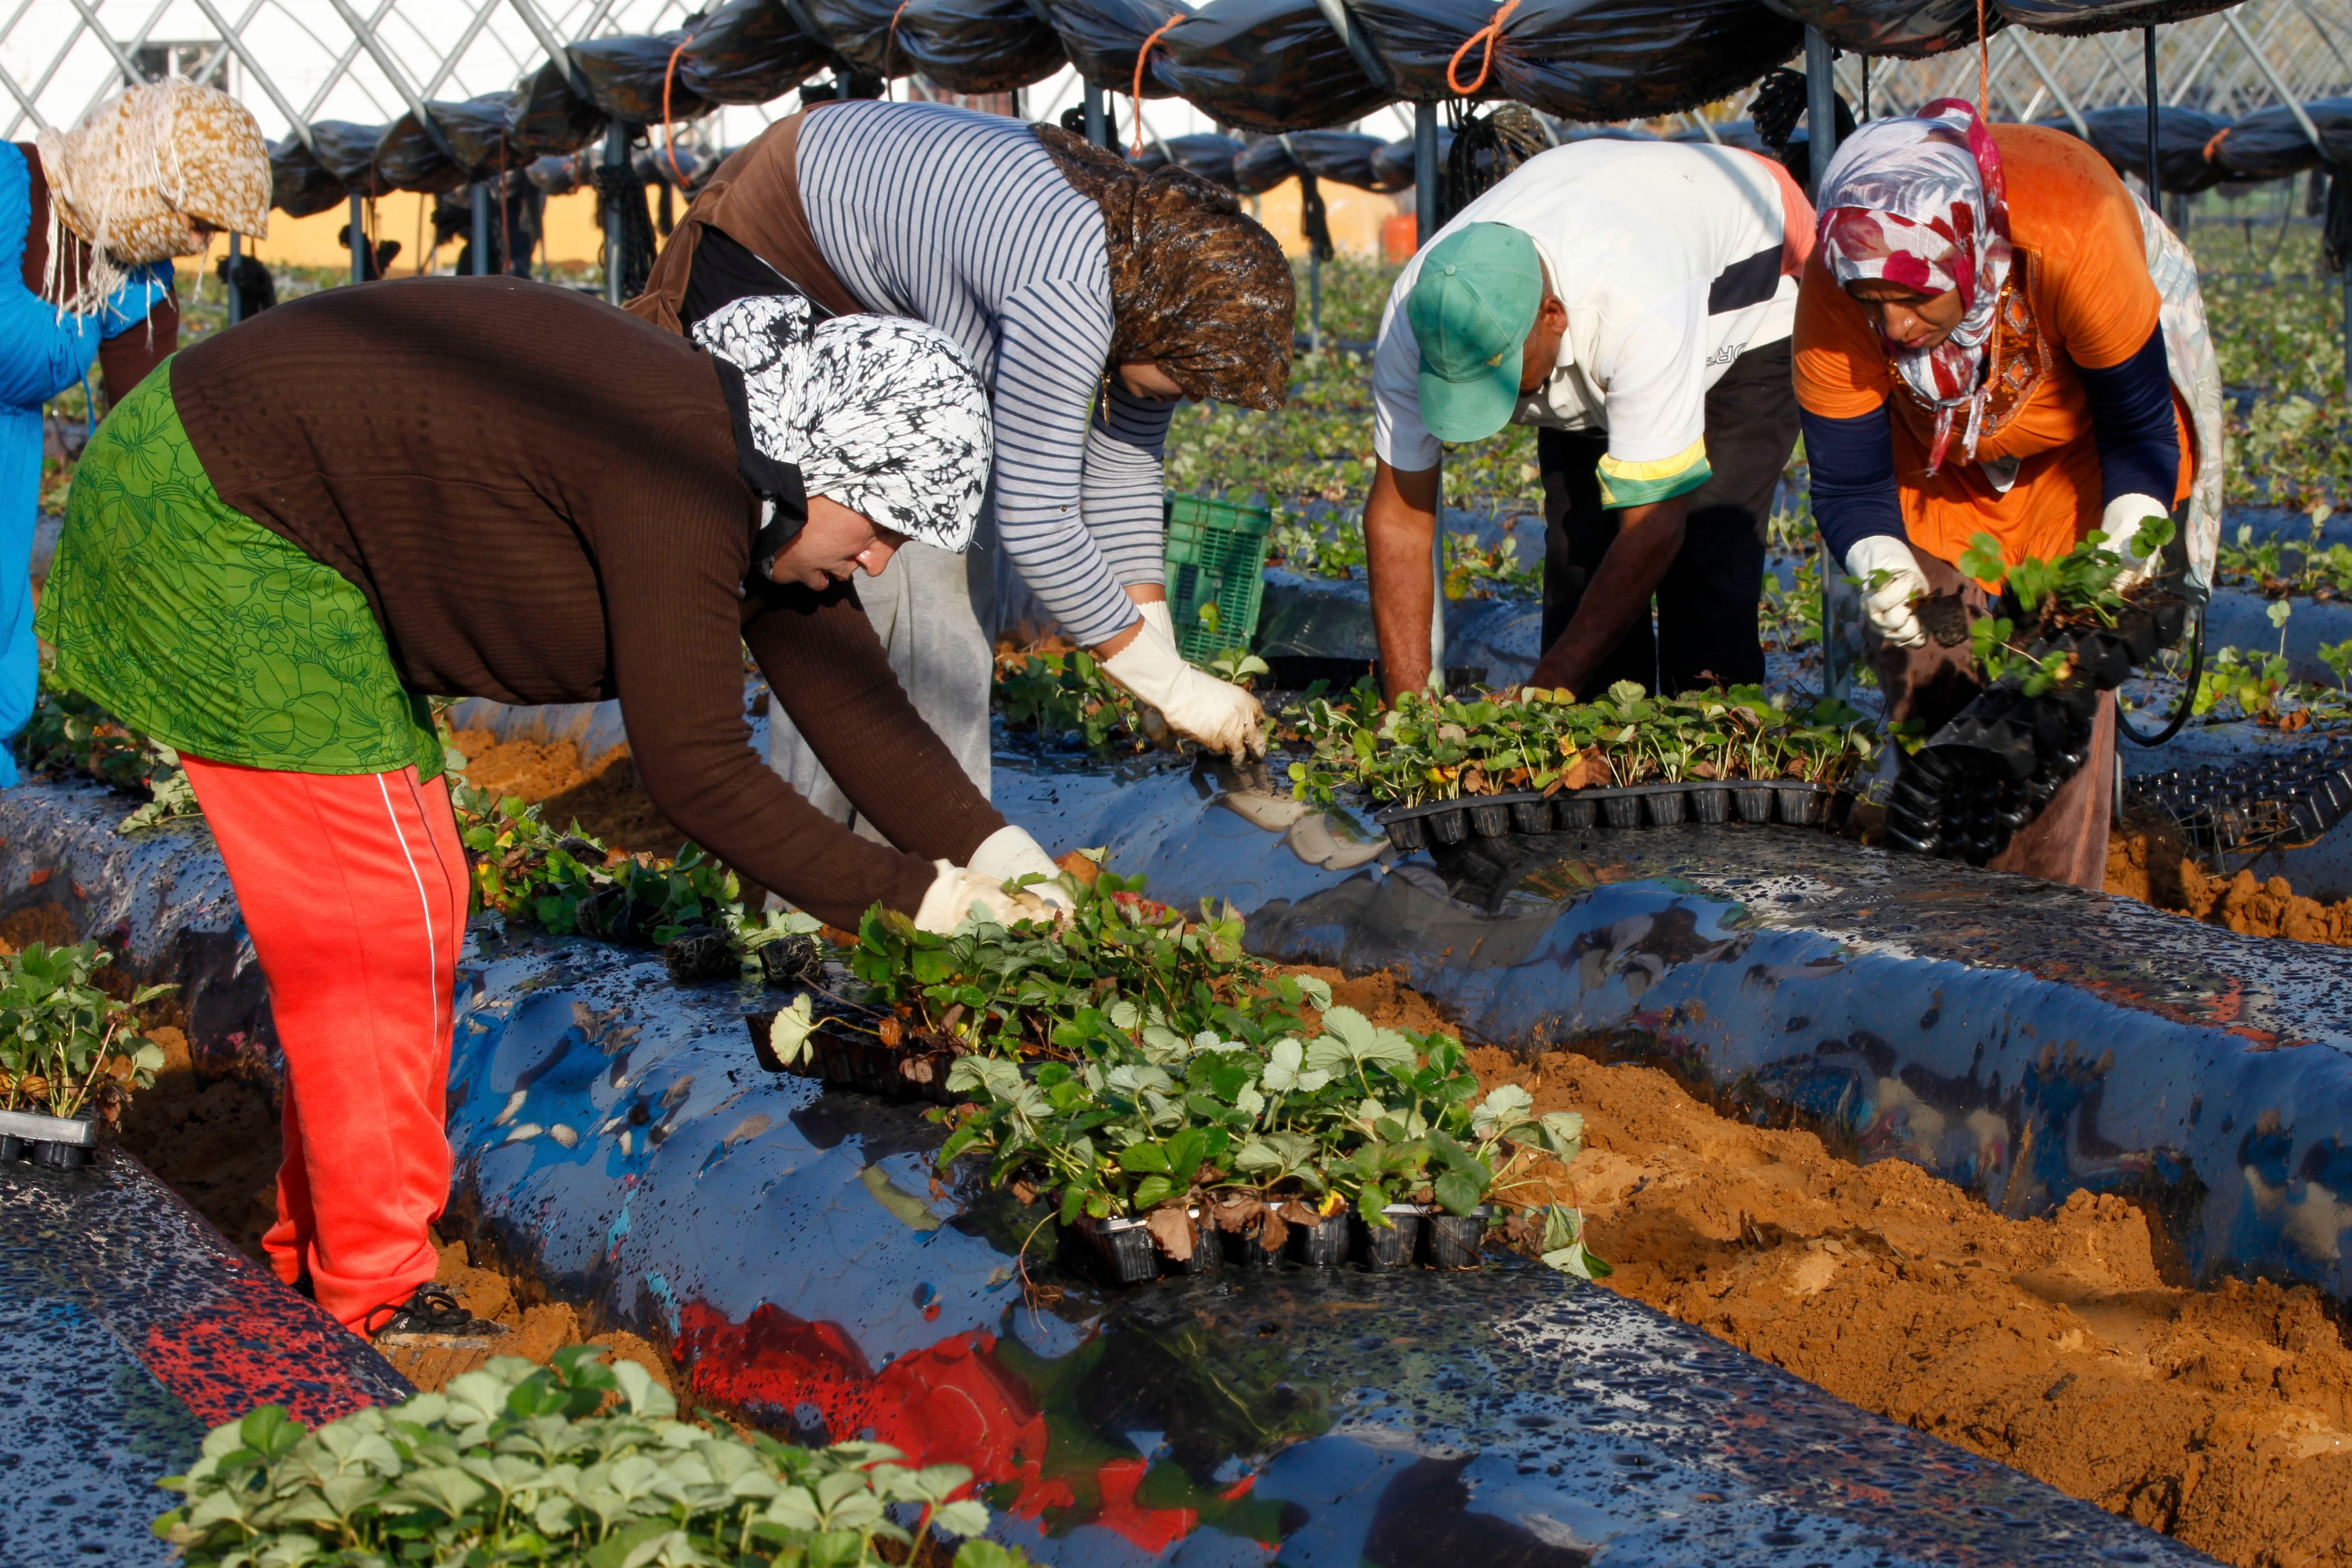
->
[1794,99,2197,888]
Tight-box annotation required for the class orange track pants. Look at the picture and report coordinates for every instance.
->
[180,755,470,1333]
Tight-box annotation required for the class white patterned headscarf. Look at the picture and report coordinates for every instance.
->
[691,294,991,553]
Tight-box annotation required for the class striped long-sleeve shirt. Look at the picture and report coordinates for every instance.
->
[797,101,1170,647]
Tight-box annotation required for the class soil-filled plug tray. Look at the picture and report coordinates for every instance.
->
[0,1106,98,1168]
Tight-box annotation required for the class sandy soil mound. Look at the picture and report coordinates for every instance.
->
[1468,1040,2352,1568]
[2109,814,2352,944]
[449,727,688,860]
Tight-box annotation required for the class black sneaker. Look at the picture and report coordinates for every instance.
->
[368,1283,508,1349]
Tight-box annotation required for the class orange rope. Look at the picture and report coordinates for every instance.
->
[2201,126,2230,161]
[1974,0,1989,116]
[662,31,694,186]
[1130,16,1183,156]
[1448,0,1520,97]
[886,0,912,97]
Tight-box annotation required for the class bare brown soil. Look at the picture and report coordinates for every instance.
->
[449,727,689,860]
[2108,813,2352,945]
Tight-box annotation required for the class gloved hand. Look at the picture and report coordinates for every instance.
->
[966,824,1075,913]
[1845,535,1931,651]
[1099,616,1267,762]
[913,859,1057,934]
[2100,495,2172,590]
[1136,597,1176,645]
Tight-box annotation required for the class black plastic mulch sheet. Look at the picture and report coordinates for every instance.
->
[432,95,521,175]
[1233,129,1394,193]
[2043,105,2235,192]
[507,59,609,158]
[1345,0,1804,123]
[676,0,831,103]
[2211,99,2352,182]
[569,31,712,124]
[309,120,390,189]
[891,0,1070,92]
[1371,127,1450,188]
[1134,131,1245,185]
[374,109,471,194]
[1148,0,1391,133]
[1038,0,1188,91]
[268,135,346,218]
[1994,0,2242,34]
[1758,0,1992,58]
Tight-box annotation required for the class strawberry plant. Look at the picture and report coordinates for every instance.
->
[18,672,201,834]
[0,941,172,1122]
[1955,517,2178,697]
[452,785,743,948]
[994,644,1150,753]
[156,1347,1031,1568]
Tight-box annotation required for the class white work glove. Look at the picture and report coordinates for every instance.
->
[1099,616,1267,763]
[1136,598,1176,644]
[965,824,1075,913]
[1845,535,1931,651]
[913,859,1056,934]
[2100,495,2171,590]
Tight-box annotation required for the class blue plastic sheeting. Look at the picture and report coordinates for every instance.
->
[0,1151,411,1566]
[994,750,2352,1302]
[445,929,2209,1566]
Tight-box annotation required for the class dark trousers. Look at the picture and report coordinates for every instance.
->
[1537,339,1798,696]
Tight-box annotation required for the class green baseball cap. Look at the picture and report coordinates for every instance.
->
[1407,222,1543,443]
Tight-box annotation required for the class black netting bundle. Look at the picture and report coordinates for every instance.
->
[1342,0,1801,123]
[2211,99,2352,183]
[799,0,917,78]
[373,110,471,194]
[1758,0,1992,58]
[1993,0,2240,34]
[676,0,831,103]
[592,154,661,299]
[508,59,609,158]
[2043,104,2233,193]
[1232,129,1391,193]
[432,94,519,175]
[1132,132,1245,185]
[1148,0,1391,132]
[268,134,346,218]
[1035,0,1187,91]
[1441,103,1550,225]
[1371,127,1451,189]
[890,0,1069,92]
[310,121,390,189]
[569,31,712,124]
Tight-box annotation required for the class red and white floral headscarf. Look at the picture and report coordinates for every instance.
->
[1816,98,2013,475]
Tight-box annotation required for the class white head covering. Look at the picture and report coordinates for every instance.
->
[691,294,992,553]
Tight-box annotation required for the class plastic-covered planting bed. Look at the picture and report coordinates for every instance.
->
[996,749,2352,1303]
[0,1143,409,1565]
[0,774,2225,1566]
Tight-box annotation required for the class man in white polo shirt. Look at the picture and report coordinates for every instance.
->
[1366,140,1815,699]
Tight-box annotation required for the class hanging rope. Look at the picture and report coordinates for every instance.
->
[1448,0,1520,98]
[661,30,696,186]
[1974,0,1990,116]
[885,0,913,100]
[1130,16,1183,156]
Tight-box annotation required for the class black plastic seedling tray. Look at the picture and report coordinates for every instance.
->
[745,1010,962,1103]
[1371,780,1845,853]
[0,1107,97,1170]
[1074,1204,1489,1286]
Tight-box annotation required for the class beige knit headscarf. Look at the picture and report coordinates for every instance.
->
[33,80,270,315]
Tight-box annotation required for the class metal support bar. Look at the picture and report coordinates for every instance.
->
[2014,28,2092,137]
[502,0,573,65]
[59,0,151,89]
[185,0,319,156]
[348,192,367,285]
[602,118,630,307]
[1309,0,1394,94]
[2223,7,2327,152]
[1415,99,1445,685]
[471,181,492,275]
[2144,27,2161,202]
[1083,80,1106,147]
[226,231,243,325]
[1804,27,1839,199]
[321,0,457,160]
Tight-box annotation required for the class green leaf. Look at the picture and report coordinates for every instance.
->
[1431,1170,1482,1216]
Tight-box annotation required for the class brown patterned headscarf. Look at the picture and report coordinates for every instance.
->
[1034,124,1293,411]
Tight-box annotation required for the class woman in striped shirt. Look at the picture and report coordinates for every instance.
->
[634,99,1293,814]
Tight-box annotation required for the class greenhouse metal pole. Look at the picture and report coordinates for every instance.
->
[2143,27,2160,204]
[226,232,243,326]
[471,182,492,276]
[1083,81,1106,147]
[348,193,366,285]
[1804,27,1838,199]
[603,120,630,308]
[1417,99,1445,684]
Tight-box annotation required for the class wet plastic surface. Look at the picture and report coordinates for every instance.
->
[1755,0,1986,58]
[0,1148,410,1565]
[1152,0,1393,134]
[887,0,1070,94]
[268,133,347,217]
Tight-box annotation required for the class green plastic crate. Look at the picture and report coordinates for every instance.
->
[1163,493,1273,663]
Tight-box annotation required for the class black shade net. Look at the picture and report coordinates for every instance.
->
[1149,0,1391,132]
[1232,129,1394,193]
[569,31,712,124]
[1759,0,1993,58]
[507,59,609,159]
[890,0,1069,92]
[678,0,833,103]
[268,134,347,217]
[1133,131,1245,183]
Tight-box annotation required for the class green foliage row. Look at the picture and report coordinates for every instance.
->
[18,675,201,833]
[453,786,745,950]
[1283,680,1877,809]
[157,1348,1031,1568]
[0,940,171,1121]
